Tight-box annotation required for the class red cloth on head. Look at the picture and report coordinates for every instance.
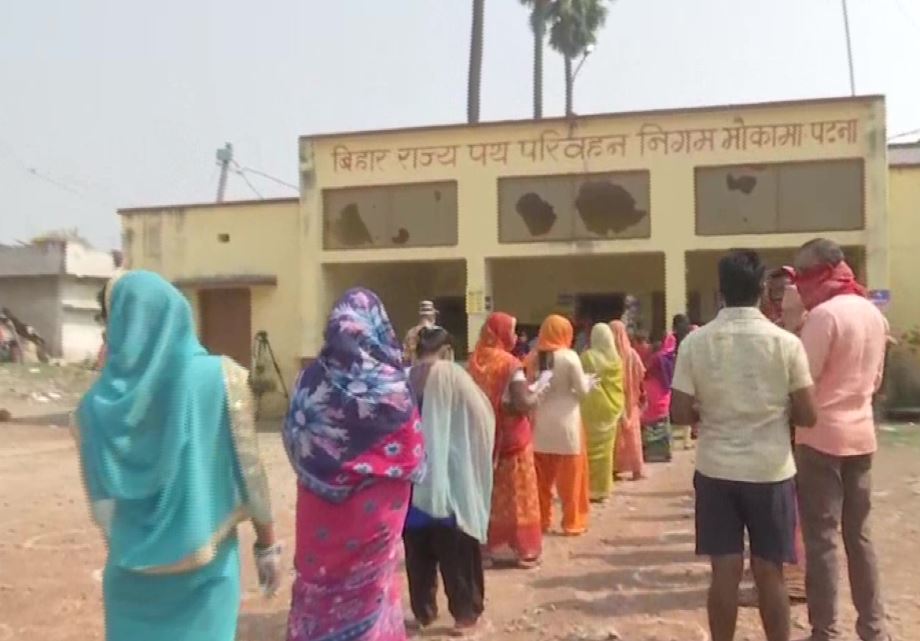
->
[468,313,518,406]
[468,312,532,456]
[795,261,866,311]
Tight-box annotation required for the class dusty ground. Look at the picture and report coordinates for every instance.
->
[2,366,919,641]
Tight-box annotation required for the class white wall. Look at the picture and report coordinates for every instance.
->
[60,309,102,362]
[0,276,61,354]
[65,243,116,278]
[0,243,64,276]
[59,276,105,362]
[0,275,106,361]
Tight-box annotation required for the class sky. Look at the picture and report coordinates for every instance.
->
[0,0,917,248]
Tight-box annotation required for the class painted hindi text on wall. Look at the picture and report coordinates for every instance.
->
[329,117,861,174]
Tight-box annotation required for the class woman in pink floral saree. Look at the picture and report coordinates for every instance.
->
[282,288,425,641]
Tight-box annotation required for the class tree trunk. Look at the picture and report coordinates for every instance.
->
[564,54,574,117]
[532,2,547,119]
[467,0,485,124]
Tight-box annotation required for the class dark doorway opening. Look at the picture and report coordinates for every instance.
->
[575,293,626,326]
[433,296,469,358]
[574,293,626,351]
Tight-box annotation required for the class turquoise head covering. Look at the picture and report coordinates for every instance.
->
[411,361,495,543]
[77,271,246,571]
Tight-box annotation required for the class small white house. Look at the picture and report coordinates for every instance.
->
[0,239,117,362]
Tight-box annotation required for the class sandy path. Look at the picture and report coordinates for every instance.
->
[1,416,918,641]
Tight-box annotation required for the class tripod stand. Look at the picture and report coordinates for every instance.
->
[250,330,289,419]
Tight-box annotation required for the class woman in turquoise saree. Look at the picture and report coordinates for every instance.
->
[74,270,280,641]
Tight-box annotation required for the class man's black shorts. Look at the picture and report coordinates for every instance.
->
[694,471,797,565]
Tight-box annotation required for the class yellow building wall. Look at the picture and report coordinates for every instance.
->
[888,165,920,335]
[120,199,301,416]
[686,246,869,323]
[321,260,466,341]
[300,96,888,356]
[490,254,663,328]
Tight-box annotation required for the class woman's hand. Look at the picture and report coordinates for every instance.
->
[253,541,283,598]
[253,521,282,597]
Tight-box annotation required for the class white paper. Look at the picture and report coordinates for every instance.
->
[529,370,554,395]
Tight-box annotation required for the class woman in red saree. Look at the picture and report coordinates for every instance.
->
[610,320,646,481]
[468,312,542,567]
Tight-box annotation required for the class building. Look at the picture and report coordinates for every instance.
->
[0,239,116,362]
[888,141,920,334]
[122,94,912,413]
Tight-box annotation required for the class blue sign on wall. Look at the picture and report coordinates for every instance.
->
[868,289,891,311]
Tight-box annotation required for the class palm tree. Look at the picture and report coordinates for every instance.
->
[520,0,553,119]
[467,0,486,123]
[548,0,609,117]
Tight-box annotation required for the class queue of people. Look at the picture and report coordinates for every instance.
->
[73,236,890,641]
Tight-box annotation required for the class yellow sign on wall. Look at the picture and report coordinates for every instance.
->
[466,290,485,315]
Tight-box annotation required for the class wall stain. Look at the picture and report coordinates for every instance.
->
[726,173,758,195]
[575,180,647,235]
[332,203,373,246]
[516,192,557,236]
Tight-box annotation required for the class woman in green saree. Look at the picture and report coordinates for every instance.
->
[580,323,625,503]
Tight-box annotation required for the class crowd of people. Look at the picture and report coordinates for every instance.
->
[71,237,891,641]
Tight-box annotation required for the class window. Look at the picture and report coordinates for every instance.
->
[322,181,458,249]
[695,159,864,236]
[498,171,651,243]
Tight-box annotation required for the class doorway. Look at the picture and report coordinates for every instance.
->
[433,296,469,358]
[199,288,252,366]
[575,293,626,326]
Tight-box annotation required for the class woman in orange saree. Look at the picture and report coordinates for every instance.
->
[468,313,542,567]
[610,320,646,481]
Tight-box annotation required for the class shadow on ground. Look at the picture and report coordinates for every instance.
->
[7,411,71,426]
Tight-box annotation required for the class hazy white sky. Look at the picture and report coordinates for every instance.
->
[0,0,916,248]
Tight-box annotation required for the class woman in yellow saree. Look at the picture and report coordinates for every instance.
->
[580,323,625,503]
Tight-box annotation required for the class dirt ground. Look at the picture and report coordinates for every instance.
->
[2,368,919,641]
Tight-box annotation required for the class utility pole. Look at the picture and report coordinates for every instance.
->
[215,143,233,202]
[841,0,856,96]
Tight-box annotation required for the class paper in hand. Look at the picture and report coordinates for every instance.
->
[529,370,554,395]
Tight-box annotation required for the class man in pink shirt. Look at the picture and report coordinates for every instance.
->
[794,239,889,641]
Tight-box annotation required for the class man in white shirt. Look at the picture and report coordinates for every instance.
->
[671,249,817,641]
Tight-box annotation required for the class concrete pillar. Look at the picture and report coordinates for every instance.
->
[665,249,688,328]
[465,255,492,354]
[298,141,325,360]
[864,100,890,290]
